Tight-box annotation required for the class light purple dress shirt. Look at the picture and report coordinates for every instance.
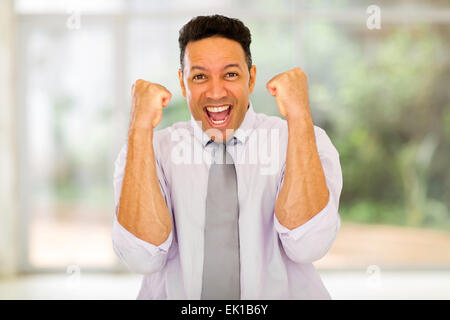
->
[112,101,342,299]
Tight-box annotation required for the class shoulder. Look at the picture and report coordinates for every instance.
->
[152,120,191,158]
[252,111,338,154]
[253,111,287,131]
[252,111,330,139]
[251,112,288,145]
[153,121,192,146]
[312,125,339,158]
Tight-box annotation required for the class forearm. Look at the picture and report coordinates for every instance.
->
[275,112,329,230]
[118,128,173,246]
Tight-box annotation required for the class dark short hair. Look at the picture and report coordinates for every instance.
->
[178,14,252,71]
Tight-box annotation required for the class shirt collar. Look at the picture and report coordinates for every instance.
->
[190,100,257,147]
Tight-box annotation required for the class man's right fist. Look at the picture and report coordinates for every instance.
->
[129,79,172,131]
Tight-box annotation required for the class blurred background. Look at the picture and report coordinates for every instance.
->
[0,0,449,299]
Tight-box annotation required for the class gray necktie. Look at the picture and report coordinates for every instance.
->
[201,138,240,300]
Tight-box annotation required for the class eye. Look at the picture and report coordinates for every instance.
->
[225,72,239,78]
[193,74,206,81]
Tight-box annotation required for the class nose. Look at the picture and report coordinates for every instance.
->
[205,77,227,101]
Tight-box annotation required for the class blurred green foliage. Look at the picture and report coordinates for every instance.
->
[305,23,450,230]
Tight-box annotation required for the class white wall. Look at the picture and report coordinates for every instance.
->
[0,0,19,277]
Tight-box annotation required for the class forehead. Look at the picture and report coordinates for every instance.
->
[183,36,246,70]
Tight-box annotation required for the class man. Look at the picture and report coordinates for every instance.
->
[112,15,342,299]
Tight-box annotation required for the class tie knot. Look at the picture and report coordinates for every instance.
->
[211,139,236,165]
[215,143,226,165]
[206,137,237,165]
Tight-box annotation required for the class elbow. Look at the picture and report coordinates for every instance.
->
[124,254,168,275]
[280,217,340,264]
[283,240,332,264]
[112,241,168,275]
[111,223,171,275]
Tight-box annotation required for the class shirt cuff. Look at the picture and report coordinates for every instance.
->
[274,188,337,241]
[112,213,173,256]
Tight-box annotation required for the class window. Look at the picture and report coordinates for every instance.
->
[15,0,450,272]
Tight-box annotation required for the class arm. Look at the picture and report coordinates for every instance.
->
[118,127,172,246]
[112,79,173,274]
[275,111,329,229]
[267,68,342,263]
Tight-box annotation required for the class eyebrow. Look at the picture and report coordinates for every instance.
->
[190,63,242,72]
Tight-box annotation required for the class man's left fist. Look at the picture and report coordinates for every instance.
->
[266,67,310,119]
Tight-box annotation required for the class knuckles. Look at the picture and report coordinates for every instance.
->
[267,67,307,88]
[133,79,171,99]
[288,67,307,80]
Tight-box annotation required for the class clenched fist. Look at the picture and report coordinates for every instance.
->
[129,79,172,132]
[266,67,310,120]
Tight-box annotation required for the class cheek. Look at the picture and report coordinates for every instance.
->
[186,86,201,104]
[232,81,250,97]
[232,85,250,119]
[189,92,205,117]
[185,88,193,101]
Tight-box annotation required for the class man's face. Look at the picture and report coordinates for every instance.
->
[178,36,256,143]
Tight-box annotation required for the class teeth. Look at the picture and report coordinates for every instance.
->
[206,105,230,113]
[211,113,229,125]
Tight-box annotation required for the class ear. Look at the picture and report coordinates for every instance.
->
[178,68,187,98]
[248,65,257,94]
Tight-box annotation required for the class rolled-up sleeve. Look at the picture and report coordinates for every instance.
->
[111,142,174,275]
[274,126,342,264]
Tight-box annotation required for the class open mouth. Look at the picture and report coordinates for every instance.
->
[203,104,233,128]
